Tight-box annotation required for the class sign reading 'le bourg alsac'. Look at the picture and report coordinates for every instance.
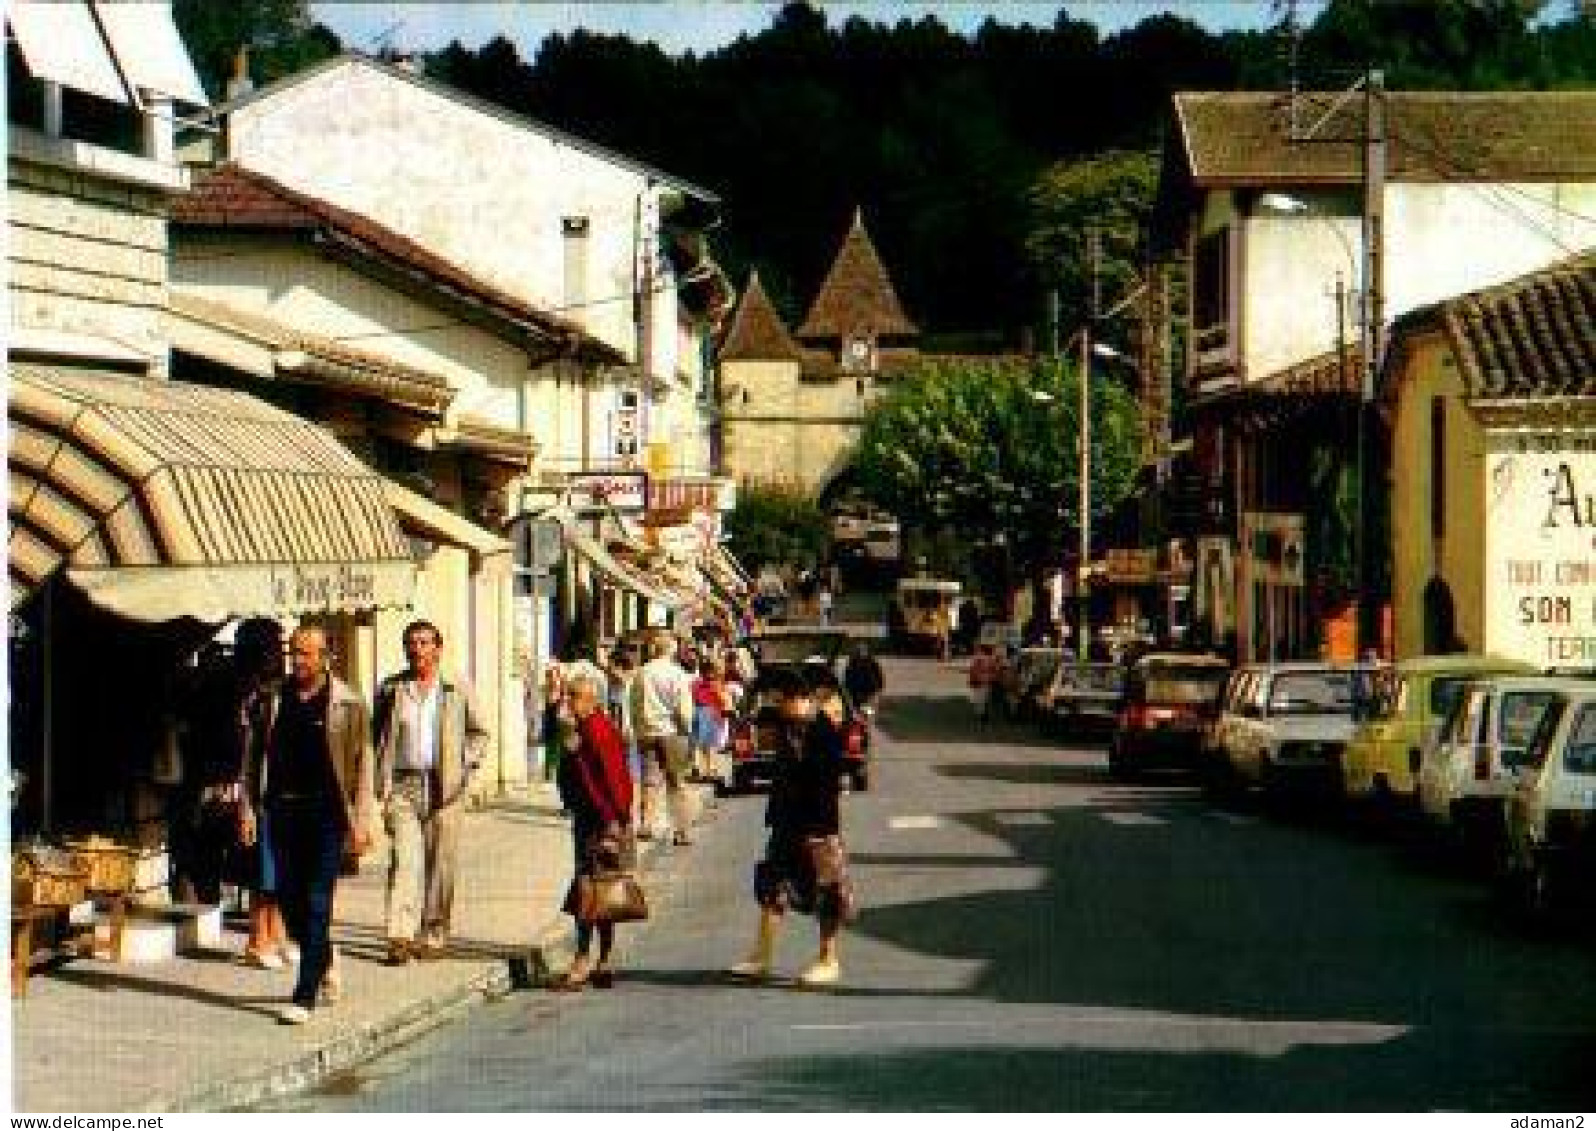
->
[568,471,649,513]
[1486,440,1596,669]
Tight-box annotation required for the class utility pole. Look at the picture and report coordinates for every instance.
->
[1077,227,1100,667]
[1357,69,1386,658]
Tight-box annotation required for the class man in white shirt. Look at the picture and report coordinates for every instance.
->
[374,620,490,964]
[628,632,696,845]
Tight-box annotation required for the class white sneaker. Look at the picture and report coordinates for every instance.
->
[278,1003,312,1025]
[241,950,284,970]
[727,957,771,980]
[280,943,301,966]
[797,958,841,987]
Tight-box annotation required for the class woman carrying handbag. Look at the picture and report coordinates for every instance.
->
[554,674,638,991]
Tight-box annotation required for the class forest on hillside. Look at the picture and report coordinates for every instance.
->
[180,0,1596,346]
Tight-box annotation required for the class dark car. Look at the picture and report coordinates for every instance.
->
[1109,652,1231,779]
[726,658,872,794]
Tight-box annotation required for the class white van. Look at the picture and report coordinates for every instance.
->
[1499,683,1596,921]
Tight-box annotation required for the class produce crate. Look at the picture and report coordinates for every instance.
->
[64,837,137,895]
[12,847,89,908]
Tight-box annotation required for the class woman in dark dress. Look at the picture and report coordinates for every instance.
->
[553,674,635,991]
[729,676,855,986]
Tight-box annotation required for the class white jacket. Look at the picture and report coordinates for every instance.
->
[629,656,694,740]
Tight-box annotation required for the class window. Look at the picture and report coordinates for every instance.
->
[1523,697,1567,770]
[1429,676,1470,721]
[1499,691,1558,765]
[1193,229,1231,345]
[1562,704,1596,775]
[1267,670,1356,715]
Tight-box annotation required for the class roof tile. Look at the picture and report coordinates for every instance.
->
[796,209,918,340]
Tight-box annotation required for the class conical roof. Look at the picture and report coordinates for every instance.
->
[796,208,918,340]
[717,270,802,362]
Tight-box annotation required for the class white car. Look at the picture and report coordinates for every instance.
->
[1417,675,1582,854]
[1499,683,1596,921]
[1216,662,1382,798]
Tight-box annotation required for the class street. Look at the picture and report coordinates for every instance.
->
[264,655,1596,1112]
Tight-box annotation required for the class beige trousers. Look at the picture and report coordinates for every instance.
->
[384,774,460,944]
[638,735,694,837]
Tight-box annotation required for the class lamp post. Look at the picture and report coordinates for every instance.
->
[1258,189,1375,657]
[1033,337,1127,667]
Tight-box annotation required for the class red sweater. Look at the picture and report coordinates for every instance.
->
[568,711,633,825]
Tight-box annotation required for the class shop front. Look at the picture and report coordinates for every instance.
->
[8,367,414,912]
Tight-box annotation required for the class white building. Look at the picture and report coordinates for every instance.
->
[209,52,731,486]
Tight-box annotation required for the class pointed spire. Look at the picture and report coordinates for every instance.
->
[717,270,803,362]
[796,208,918,341]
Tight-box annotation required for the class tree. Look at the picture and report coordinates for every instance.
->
[1027,150,1159,344]
[173,0,341,99]
[852,358,1142,584]
[724,483,829,571]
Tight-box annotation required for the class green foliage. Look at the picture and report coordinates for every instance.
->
[1027,150,1159,337]
[174,0,340,99]
[724,484,828,570]
[852,358,1142,579]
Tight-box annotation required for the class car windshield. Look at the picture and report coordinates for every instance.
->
[1064,665,1124,693]
[1499,691,1559,755]
[1268,671,1357,716]
[1140,665,1227,705]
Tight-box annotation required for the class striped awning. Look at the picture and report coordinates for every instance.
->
[9,365,416,621]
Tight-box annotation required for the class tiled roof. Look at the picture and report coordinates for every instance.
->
[169,292,454,416]
[796,209,918,340]
[1433,252,1596,399]
[1174,91,1596,186]
[174,164,623,364]
[717,271,802,362]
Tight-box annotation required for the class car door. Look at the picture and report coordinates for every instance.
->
[1425,684,1483,819]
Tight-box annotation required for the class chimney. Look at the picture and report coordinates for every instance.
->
[224,45,254,101]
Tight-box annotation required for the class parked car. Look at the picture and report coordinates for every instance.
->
[1211,662,1383,801]
[726,656,871,794]
[747,626,851,677]
[895,578,961,654]
[1417,675,1582,858]
[1498,683,1596,921]
[1039,661,1125,741]
[1108,652,1230,779]
[1340,656,1536,811]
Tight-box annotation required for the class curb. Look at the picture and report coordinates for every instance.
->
[166,784,720,1113]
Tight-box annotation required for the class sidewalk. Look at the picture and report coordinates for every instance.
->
[11,782,717,1113]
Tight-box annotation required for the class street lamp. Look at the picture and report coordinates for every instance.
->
[1033,338,1128,666]
[1258,190,1376,657]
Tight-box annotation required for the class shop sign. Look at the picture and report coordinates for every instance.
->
[268,563,380,612]
[568,471,648,514]
[1241,512,1304,587]
[1485,445,1596,668]
[1103,548,1158,584]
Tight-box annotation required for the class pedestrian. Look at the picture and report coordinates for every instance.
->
[373,620,491,965]
[728,675,856,986]
[842,642,885,717]
[551,673,635,992]
[690,657,735,783]
[968,642,1001,722]
[628,632,696,846]
[606,647,642,824]
[817,582,834,627]
[239,625,376,1025]
[223,619,293,968]
[933,605,953,662]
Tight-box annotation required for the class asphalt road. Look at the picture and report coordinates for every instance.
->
[265,655,1596,1112]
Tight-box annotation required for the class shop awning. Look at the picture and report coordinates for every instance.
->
[92,0,209,107]
[383,480,511,560]
[566,527,677,608]
[6,0,130,105]
[9,365,416,621]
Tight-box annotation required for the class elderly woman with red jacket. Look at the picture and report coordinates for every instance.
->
[553,673,635,991]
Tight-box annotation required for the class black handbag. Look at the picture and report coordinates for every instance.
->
[574,871,649,924]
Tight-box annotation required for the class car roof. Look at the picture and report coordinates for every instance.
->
[1460,675,1596,694]
[1134,652,1228,667]
[1393,655,1538,675]
[1239,661,1382,674]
